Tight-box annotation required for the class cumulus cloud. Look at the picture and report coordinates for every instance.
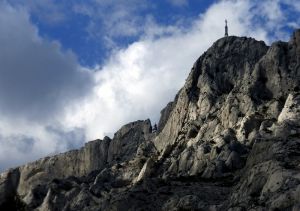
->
[0,2,93,121]
[65,0,298,140]
[283,0,300,12]
[0,0,299,171]
[9,0,67,24]
[0,123,85,171]
[72,0,150,47]
[63,0,282,140]
[0,2,91,171]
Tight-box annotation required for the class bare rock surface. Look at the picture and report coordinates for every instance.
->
[1,30,300,211]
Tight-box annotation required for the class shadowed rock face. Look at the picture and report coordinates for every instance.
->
[1,30,300,211]
[158,101,174,133]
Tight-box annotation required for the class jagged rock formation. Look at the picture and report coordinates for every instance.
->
[1,30,300,211]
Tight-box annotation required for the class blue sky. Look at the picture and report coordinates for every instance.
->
[23,0,215,66]
[15,0,299,67]
[0,0,299,171]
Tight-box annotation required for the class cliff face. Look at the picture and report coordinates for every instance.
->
[1,30,300,211]
[0,120,153,210]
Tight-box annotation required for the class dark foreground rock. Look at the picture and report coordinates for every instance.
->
[1,30,300,211]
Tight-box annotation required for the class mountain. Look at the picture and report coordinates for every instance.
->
[1,30,300,211]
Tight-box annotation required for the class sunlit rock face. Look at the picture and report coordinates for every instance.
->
[1,30,300,211]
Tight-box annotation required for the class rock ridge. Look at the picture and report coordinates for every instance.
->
[1,30,300,210]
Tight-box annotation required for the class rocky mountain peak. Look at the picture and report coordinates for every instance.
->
[1,31,300,211]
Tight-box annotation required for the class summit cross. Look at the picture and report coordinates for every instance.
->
[225,19,228,37]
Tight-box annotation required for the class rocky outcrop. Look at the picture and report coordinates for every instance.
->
[278,93,300,124]
[0,119,153,210]
[1,30,300,211]
[157,101,174,133]
[107,119,152,163]
[16,137,111,199]
[153,36,269,152]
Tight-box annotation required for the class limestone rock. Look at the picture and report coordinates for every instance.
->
[158,101,174,133]
[1,30,300,210]
[17,137,111,198]
[135,157,155,182]
[107,119,152,163]
[278,93,300,124]
[0,168,21,210]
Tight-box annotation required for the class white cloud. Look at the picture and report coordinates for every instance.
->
[0,2,93,121]
[0,119,85,171]
[73,0,150,45]
[0,2,89,171]
[63,0,278,140]
[64,0,298,140]
[0,0,298,171]
[9,0,67,24]
[283,0,300,12]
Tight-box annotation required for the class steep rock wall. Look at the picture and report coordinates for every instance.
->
[1,30,300,211]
